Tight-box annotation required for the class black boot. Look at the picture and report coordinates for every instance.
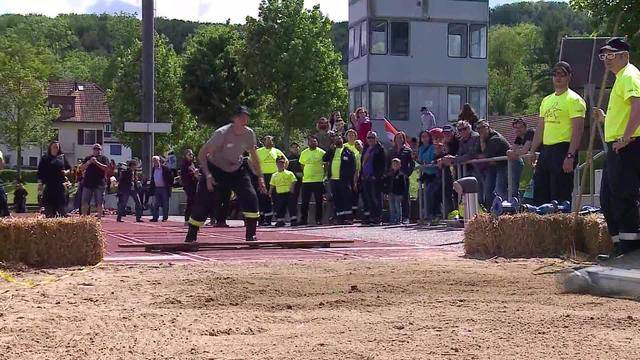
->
[185,224,199,243]
[245,218,258,242]
[597,242,624,262]
[117,215,123,222]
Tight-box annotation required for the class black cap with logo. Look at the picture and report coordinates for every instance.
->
[599,37,631,54]
[235,105,250,116]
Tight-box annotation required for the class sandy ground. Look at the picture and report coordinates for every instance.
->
[2,254,640,360]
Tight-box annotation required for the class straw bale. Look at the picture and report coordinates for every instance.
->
[465,213,612,259]
[0,217,104,268]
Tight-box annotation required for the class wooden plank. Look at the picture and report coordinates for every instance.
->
[119,239,353,252]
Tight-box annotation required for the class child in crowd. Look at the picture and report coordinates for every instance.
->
[270,156,298,227]
[386,158,407,225]
[13,181,28,213]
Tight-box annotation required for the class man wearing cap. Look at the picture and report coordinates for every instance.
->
[185,106,267,242]
[477,120,510,208]
[81,144,110,218]
[528,61,586,205]
[594,38,640,256]
[442,125,459,156]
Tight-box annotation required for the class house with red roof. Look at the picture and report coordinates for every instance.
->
[1,80,131,168]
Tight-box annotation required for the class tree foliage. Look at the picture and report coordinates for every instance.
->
[239,0,347,146]
[0,35,59,176]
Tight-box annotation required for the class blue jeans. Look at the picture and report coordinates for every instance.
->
[151,187,170,220]
[483,166,508,208]
[389,194,402,224]
[362,177,382,222]
[510,159,524,198]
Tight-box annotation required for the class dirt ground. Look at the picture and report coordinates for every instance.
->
[2,255,640,360]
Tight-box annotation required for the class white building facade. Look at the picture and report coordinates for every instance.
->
[348,0,489,136]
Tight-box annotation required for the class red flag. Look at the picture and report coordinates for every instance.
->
[384,119,398,142]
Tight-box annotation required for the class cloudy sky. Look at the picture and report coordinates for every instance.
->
[0,0,567,23]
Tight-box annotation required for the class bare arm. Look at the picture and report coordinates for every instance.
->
[198,142,214,178]
[529,118,545,154]
[622,98,640,140]
[568,117,585,155]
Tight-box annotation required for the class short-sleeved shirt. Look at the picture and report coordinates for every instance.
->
[269,170,297,194]
[331,147,344,180]
[514,128,535,146]
[256,147,287,175]
[205,124,257,173]
[605,63,640,142]
[539,89,586,145]
[299,147,326,183]
[82,155,110,188]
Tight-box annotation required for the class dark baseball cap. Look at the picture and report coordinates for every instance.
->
[442,124,454,133]
[599,37,631,54]
[235,105,250,116]
[552,61,572,75]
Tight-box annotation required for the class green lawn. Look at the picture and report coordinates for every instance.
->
[4,182,39,205]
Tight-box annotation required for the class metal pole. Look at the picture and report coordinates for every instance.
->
[142,0,155,177]
[590,160,595,206]
[507,158,513,200]
[441,167,446,221]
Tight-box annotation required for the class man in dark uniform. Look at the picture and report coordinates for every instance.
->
[185,106,266,242]
[116,159,143,223]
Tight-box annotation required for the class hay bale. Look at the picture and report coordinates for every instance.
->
[465,213,612,259]
[0,217,104,268]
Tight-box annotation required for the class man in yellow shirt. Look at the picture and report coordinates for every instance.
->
[323,134,356,225]
[299,135,326,225]
[344,129,361,217]
[528,61,586,205]
[255,135,287,226]
[270,157,298,227]
[593,38,640,257]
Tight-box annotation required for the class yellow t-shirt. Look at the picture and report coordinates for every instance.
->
[269,170,297,194]
[539,89,586,145]
[299,147,326,183]
[331,147,344,180]
[605,63,640,142]
[256,147,287,175]
[344,143,361,173]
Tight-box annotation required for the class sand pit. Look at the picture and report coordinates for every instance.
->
[2,257,640,359]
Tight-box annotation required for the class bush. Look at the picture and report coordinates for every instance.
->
[0,169,38,183]
[0,217,104,268]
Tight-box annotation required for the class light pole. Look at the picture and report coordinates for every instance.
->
[141,0,155,176]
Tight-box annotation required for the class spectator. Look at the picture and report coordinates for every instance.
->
[270,157,298,227]
[13,181,27,214]
[287,142,303,207]
[420,106,437,131]
[507,118,535,198]
[417,131,439,219]
[344,129,362,218]
[37,141,72,218]
[166,150,178,178]
[315,117,334,152]
[0,151,7,217]
[445,121,483,203]
[80,144,109,218]
[389,131,415,223]
[106,159,117,193]
[477,120,510,208]
[329,110,341,131]
[256,135,288,226]
[528,61,585,206]
[181,149,199,225]
[433,140,455,220]
[299,135,326,226]
[386,158,407,225]
[323,134,356,225]
[150,155,173,222]
[442,125,460,156]
[351,107,372,143]
[458,103,480,130]
[361,131,386,225]
[334,117,346,138]
[117,159,143,223]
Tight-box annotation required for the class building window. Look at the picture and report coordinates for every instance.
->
[29,156,38,167]
[348,27,355,60]
[448,24,468,58]
[360,21,368,56]
[470,24,487,59]
[354,24,361,59]
[370,84,388,120]
[360,85,367,110]
[349,89,356,113]
[354,87,362,109]
[104,124,113,138]
[110,144,122,156]
[78,129,97,145]
[469,87,487,119]
[448,87,467,121]
[390,22,409,56]
[370,20,388,55]
[389,85,410,121]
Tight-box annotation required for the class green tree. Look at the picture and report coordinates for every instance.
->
[0,36,59,176]
[182,25,252,128]
[239,0,347,146]
[108,35,208,157]
[59,50,110,87]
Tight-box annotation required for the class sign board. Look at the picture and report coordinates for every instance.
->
[124,122,172,134]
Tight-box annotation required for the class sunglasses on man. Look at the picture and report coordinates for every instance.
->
[599,51,627,61]
[457,127,469,132]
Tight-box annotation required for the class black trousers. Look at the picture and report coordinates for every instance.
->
[42,183,66,218]
[533,142,575,205]
[0,184,9,217]
[601,139,640,249]
[330,179,352,220]
[189,164,259,227]
[300,182,324,223]
[209,187,231,223]
[401,177,410,221]
[117,190,143,219]
[183,184,197,222]
[273,192,297,223]
[258,173,273,222]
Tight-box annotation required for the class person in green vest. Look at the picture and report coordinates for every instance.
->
[323,134,356,225]
[255,136,288,226]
